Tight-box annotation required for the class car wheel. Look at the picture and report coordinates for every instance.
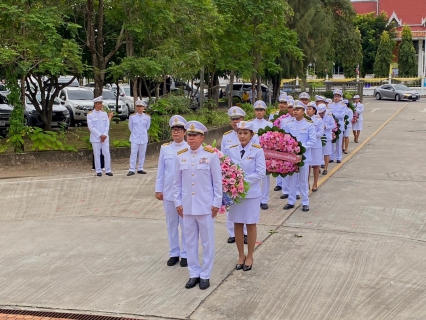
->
[395,94,400,102]
[375,92,381,100]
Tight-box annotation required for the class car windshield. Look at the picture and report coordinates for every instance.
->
[123,87,130,96]
[102,90,116,100]
[394,84,410,91]
[68,90,93,100]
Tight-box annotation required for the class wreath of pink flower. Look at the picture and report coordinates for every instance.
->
[257,126,306,178]
[204,141,250,214]
[273,113,291,129]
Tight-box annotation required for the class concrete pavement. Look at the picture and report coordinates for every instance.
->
[1,98,426,319]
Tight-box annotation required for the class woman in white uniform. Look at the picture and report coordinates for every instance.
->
[352,95,364,143]
[224,121,266,271]
[342,99,353,154]
[306,103,324,191]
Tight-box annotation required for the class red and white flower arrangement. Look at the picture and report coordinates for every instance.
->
[257,126,306,178]
[204,141,250,214]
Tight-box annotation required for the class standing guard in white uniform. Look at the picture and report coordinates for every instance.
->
[251,100,272,210]
[282,101,316,212]
[329,89,346,163]
[352,95,364,143]
[174,121,222,290]
[127,100,150,176]
[155,115,188,267]
[342,99,353,154]
[221,106,248,244]
[87,96,113,177]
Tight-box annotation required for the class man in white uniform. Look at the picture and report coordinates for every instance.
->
[87,96,113,177]
[127,100,151,176]
[155,115,188,267]
[174,121,222,290]
[251,100,272,210]
[282,101,316,212]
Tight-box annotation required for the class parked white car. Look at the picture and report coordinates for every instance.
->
[59,87,94,126]
[110,84,135,114]
[101,89,128,120]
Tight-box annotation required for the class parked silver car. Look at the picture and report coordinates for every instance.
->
[25,93,70,129]
[101,89,128,120]
[374,84,420,101]
[224,82,271,103]
[59,87,94,126]
[110,84,135,114]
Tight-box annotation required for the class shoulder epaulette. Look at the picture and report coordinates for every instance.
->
[229,144,239,149]
[223,130,233,135]
[252,144,261,149]
[203,146,215,153]
[88,111,93,115]
[177,147,188,155]
[130,113,136,116]
[145,113,150,117]
[307,119,313,123]
[162,141,172,146]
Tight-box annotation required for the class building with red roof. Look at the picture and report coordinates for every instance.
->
[351,0,426,76]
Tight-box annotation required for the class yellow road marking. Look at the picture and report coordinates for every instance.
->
[315,102,409,190]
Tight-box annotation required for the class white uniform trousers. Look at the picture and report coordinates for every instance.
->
[163,200,186,258]
[275,176,282,187]
[331,136,342,161]
[92,142,111,173]
[282,175,290,195]
[288,164,309,206]
[227,211,247,237]
[183,214,215,279]
[129,143,147,172]
[261,175,270,204]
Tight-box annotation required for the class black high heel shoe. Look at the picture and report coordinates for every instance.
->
[243,259,253,271]
[236,256,246,270]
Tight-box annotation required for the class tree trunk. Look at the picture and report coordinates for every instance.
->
[228,70,234,108]
[199,67,204,109]
[257,73,262,101]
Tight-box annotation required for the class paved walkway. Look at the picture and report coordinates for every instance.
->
[1,98,426,319]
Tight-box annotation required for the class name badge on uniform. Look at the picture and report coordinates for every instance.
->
[199,157,209,164]
[247,157,254,160]
[181,158,187,162]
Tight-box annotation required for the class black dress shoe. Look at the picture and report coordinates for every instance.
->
[127,171,135,176]
[283,204,295,210]
[199,278,210,290]
[180,258,187,267]
[329,160,334,163]
[167,256,179,266]
[273,186,282,191]
[302,205,310,212]
[322,170,328,175]
[244,234,248,244]
[280,194,288,199]
[227,237,235,244]
[336,160,341,163]
[243,261,253,271]
[260,203,268,210]
[296,195,300,200]
[105,172,113,176]
[137,170,147,174]
[185,277,200,289]
[96,173,102,177]
[320,164,325,168]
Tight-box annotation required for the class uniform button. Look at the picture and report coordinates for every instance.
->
[192,183,194,186]
[192,163,194,166]
[192,173,194,176]
[192,192,195,195]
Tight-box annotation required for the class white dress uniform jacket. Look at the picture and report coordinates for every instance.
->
[329,101,346,161]
[322,112,336,141]
[221,129,259,153]
[129,113,150,144]
[312,115,324,149]
[88,109,110,142]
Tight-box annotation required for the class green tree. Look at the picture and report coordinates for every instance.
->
[374,31,394,77]
[398,25,417,77]
[355,12,396,76]
[0,0,83,131]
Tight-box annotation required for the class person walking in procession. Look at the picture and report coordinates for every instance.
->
[317,104,336,176]
[282,101,316,212]
[352,95,364,143]
[87,96,113,177]
[224,121,266,271]
[329,89,346,163]
[174,121,222,290]
[251,100,272,210]
[127,100,150,176]
[342,99,353,154]
[155,115,189,268]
